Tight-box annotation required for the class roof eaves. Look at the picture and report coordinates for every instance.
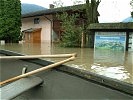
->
[89,23,133,30]
[22,28,41,33]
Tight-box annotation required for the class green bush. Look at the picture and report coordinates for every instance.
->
[57,12,83,47]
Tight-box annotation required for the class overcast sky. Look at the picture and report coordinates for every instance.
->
[21,0,132,23]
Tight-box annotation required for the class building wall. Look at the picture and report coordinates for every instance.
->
[21,15,52,42]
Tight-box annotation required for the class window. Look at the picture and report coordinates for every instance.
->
[34,18,40,24]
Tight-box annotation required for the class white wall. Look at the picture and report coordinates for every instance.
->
[21,15,52,42]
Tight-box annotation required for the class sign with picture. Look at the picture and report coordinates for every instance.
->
[94,32,126,51]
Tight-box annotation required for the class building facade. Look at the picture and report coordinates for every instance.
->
[22,15,52,43]
[21,4,86,43]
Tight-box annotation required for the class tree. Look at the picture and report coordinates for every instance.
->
[130,0,133,17]
[53,0,84,47]
[0,0,21,43]
[86,0,101,24]
[85,0,101,47]
[53,0,64,8]
[131,0,133,17]
[57,12,83,47]
[130,0,133,7]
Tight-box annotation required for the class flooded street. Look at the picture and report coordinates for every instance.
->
[0,42,133,84]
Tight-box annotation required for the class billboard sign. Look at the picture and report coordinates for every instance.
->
[94,32,126,51]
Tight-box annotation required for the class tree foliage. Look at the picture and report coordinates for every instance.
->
[57,12,83,47]
[130,0,133,17]
[85,0,100,27]
[54,0,84,47]
[130,0,133,7]
[0,0,21,43]
[53,0,64,8]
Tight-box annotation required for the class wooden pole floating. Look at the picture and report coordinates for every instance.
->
[0,53,76,59]
[0,55,76,86]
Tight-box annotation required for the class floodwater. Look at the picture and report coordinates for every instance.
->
[0,42,133,84]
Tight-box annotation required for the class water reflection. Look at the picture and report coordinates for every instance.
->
[0,43,133,84]
[94,49,125,65]
[91,64,130,81]
[92,49,132,84]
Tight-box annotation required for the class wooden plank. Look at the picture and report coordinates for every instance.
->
[0,53,76,59]
[0,76,43,100]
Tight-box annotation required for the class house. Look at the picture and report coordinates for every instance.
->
[21,4,86,43]
[21,3,51,43]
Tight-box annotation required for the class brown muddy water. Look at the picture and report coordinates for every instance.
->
[0,43,133,84]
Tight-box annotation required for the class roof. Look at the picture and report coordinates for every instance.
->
[88,23,133,30]
[22,4,85,18]
[21,3,47,15]
[89,14,133,31]
[122,17,133,23]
